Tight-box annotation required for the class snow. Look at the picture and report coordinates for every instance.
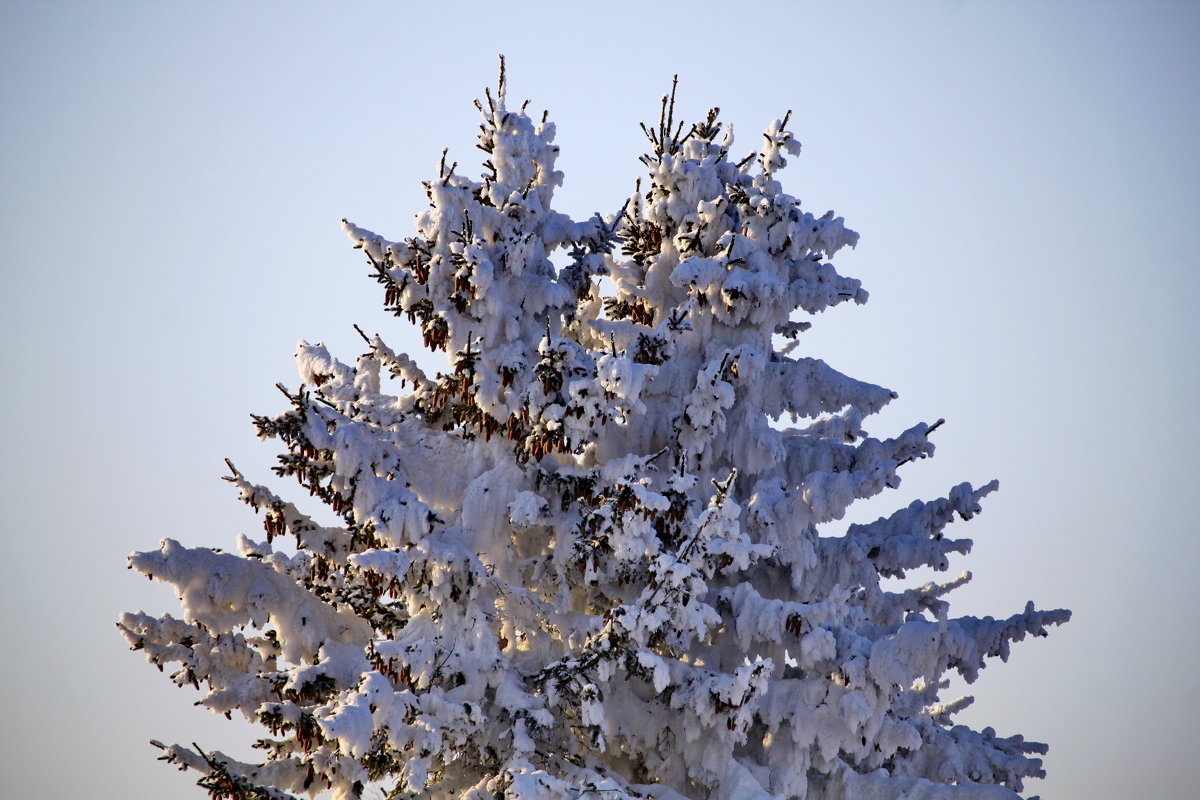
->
[121,70,1069,800]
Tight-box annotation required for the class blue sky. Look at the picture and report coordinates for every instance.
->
[2,2,1197,797]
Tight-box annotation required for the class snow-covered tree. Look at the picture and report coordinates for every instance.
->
[120,63,1069,800]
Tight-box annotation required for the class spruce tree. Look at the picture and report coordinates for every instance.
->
[120,63,1069,800]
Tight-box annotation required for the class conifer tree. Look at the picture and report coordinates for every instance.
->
[120,62,1069,800]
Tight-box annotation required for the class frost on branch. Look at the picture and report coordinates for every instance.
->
[121,64,1068,800]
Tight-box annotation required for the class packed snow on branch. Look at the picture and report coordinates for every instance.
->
[121,64,1069,800]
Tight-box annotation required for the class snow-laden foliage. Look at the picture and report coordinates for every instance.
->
[121,65,1069,800]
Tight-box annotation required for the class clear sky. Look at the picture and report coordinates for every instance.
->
[2,1,1197,797]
